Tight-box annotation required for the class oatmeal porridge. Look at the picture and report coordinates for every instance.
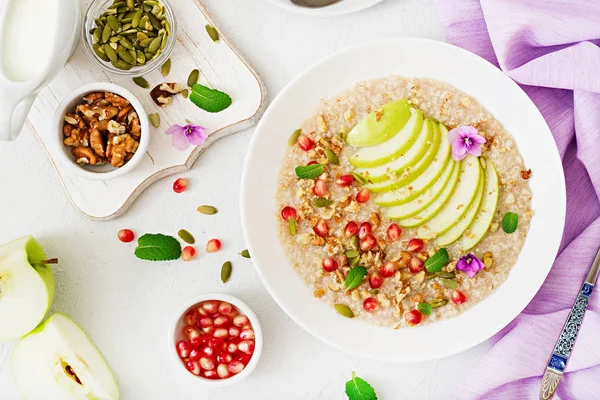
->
[276,76,532,329]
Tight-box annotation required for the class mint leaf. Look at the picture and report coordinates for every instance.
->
[190,83,232,113]
[418,302,433,316]
[346,372,378,400]
[502,212,518,234]
[295,164,324,179]
[134,233,182,261]
[345,266,367,290]
[425,248,448,273]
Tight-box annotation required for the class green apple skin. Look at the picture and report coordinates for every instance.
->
[11,313,120,400]
[349,108,423,168]
[460,158,500,250]
[346,99,412,148]
[0,236,54,342]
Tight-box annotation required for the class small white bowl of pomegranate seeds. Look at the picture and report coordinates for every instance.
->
[170,294,262,386]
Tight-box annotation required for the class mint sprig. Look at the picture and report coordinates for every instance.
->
[502,212,518,234]
[189,83,232,113]
[346,371,378,400]
[425,248,448,273]
[345,266,367,290]
[134,233,182,261]
[295,164,324,179]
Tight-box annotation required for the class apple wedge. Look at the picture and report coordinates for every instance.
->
[354,118,434,183]
[417,156,483,238]
[0,236,54,342]
[436,170,485,246]
[375,122,451,206]
[345,99,412,148]
[349,108,423,168]
[11,313,119,400]
[460,158,500,250]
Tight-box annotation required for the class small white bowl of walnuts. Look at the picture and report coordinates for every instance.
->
[53,82,150,180]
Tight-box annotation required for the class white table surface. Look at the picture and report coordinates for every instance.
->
[0,0,490,399]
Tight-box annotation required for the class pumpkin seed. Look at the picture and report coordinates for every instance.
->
[136,50,145,64]
[345,249,360,259]
[178,229,195,244]
[131,9,143,27]
[324,149,339,165]
[334,304,354,318]
[93,44,110,62]
[221,261,232,283]
[370,289,379,295]
[140,38,154,47]
[160,58,171,76]
[430,298,449,308]
[163,19,171,36]
[441,278,459,289]
[181,89,189,99]
[111,60,132,70]
[101,23,112,43]
[103,44,118,62]
[483,251,493,269]
[239,249,250,258]
[436,271,456,279]
[349,235,359,250]
[132,76,149,88]
[288,129,301,146]
[348,256,360,266]
[289,218,297,236]
[197,205,218,215]
[205,24,219,42]
[351,171,367,184]
[126,0,134,10]
[95,18,105,27]
[118,49,134,64]
[313,198,333,208]
[148,13,162,30]
[187,69,199,87]
[119,37,134,49]
[93,27,102,43]
[107,15,122,32]
[147,35,161,53]
[148,113,160,128]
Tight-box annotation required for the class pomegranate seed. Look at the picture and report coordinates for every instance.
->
[344,221,359,238]
[408,257,424,273]
[363,297,379,312]
[182,246,196,261]
[228,326,240,337]
[360,234,377,251]
[313,219,329,237]
[227,343,238,353]
[307,160,318,166]
[358,222,372,239]
[202,326,215,335]
[240,329,255,340]
[187,327,203,346]
[369,271,383,289]
[173,178,188,193]
[185,309,199,326]
[214,316,231,328]
[199,317,214,329]
[218,302,233,315]
[381,261,396,278]
[233,315,249,327]
[297,135,315,151]
[202,300,219,313]
[214,328,229,338]
[336,174,354,187]
[186,360,201,375]
[188,348,201,361]
[238,340,255,354]
[281,206,297,222]
[206,239,222,253]
[313,179,328,196]
[117,229,134,243]
[217,364,231,379]
[201,346,214,357]
[407,238,424,252]
[322,257,338,272]
[237,353,252,365]
[204,370,218,379]
[176,340,192,358]
[208,337,225,350]
[405,310,422,326]
[356,188,371,203]
[217,351,232,364]
[228,360,245,374]
[387,224,402,241]
[200,357,215,371]
[451,290,467,304]
[196,306,208,317]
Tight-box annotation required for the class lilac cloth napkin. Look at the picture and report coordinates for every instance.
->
[433,1,600,399]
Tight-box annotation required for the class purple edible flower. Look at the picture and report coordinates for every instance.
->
[166,123,208,151]
[447,126,486,161]
[456,253,485,278]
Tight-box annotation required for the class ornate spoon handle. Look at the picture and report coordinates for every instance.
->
[540,247,600,400]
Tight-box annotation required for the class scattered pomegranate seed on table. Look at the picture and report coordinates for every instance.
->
[363,297,379,312]
[297,135,315,151]
[358,222,372,239]
[387,223,402,241]
[173,177,188,193]
[117,229,134,243]
[281,206,297,222]
[182,246,196,261]
[405,310,422,326]
[206,239,222,253]
[313,179,327,196]
[407,238,424,252]
[356,188,371,203]
[369,271,383,289]
[336,174,354,187]
[451,290,467,304]
[344,221,358,238]
[322,257,338,272]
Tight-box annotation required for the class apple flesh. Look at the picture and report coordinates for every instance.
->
[0,236,54,342]
[11,313,119,400]
[345,99,412,148]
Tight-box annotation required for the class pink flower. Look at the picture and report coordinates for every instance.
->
[447,126,486,161]
[166,123,208,151]
[456,253,485,278]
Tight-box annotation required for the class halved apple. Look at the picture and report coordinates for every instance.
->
[460,158,500,250]
[0,236,54,342]
[417,156,482,238]
[11,313,120,400]
[375,122,451,206]
[436,170,485,246]
[349,108,423,168]
[345,99,412,148]
[354,118,434,184]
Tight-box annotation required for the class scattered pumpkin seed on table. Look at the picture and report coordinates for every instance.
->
[221,261,232,283]
[177,229,195,244]
[148,113,160,128]
[205,24,219,42]
[239,250,250,258]
[197,205,218,215]
[161,58,171,76]
[187,69,199,88]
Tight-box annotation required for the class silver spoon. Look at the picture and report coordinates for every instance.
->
[290,0,341,7]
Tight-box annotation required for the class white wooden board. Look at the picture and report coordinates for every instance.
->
[27,0,266,220]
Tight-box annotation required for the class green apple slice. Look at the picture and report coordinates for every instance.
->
[395,160,461,227]
[349,108,423,168]
[11,313,120,400]
[0,236,54,342]
[436,169,485,246]
[354,118,434,183]
[417,156,483,238]
[345,99,412,148]
[375,122,451,206]
[460,159,500,250]
[385,159,457,220]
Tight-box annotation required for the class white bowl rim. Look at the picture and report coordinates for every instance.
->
[52,82,150,181]
[241,37,566,362]
[168,293,263,388]
[268,0,384,17]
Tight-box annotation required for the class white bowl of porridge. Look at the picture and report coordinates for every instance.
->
[241,38,566,362]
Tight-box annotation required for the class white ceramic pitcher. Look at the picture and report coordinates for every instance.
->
[0,0,81,141]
